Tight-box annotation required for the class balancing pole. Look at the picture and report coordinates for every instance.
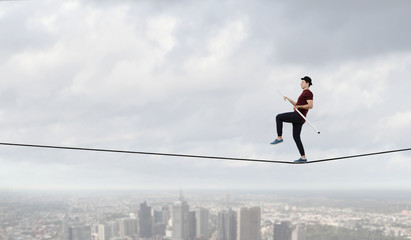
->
[277,90,320,134]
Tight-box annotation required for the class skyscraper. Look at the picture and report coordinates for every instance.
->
[188,211,196,240]
[237,207,261,240]
[291,225,306,240]
[196,207,209,239]
[97,224,112,240]
[153,209,167,237]
[172,192,190,240]
[139,201,153,238]
[217,209,237,240]
[106,221,119,239]
[153,209,163,224]
[119,218,137,238]
[273,221,292,240]
[162,205,171,224]
[68,225,91,240]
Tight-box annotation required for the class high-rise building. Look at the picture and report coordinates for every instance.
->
[153,209,163,224]
[153,209,167,237]
[237,207,261,240]
[196,207,209,239]
[119,218,137,237]
[106,221,119,238]
[162,205,171,225]
[153,222,167,237]
[217,209,237,240]
[188,211,196,240]
[97,224,110,240]
[172,192,190,240]
[291,225,306,240]
[68,225,91,240]
[273,221,292,240]
[139,201,153,238]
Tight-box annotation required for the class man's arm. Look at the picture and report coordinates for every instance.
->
[284,96,297,106]
[295,100,313,110]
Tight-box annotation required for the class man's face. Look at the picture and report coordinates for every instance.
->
[301,80,309,89]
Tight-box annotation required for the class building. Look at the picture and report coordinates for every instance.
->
[97,224,113,240]
[153,209,163,224]
[153,209,167,237]
[162,205,171,224]
[189,211,196,240]
[273,222,292,240]
[217,209,237,240]
[172,193,190,240]
[196,207,209,239]
[119,218,137,238]
[237,207,261,240]
[139,201,153,238]
[68,225,91,240]
[291,225,306,240]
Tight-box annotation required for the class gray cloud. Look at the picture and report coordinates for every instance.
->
[1,0,411,190]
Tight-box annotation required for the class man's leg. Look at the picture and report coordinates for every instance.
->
[292,123,306,157]
[276,112,297,138]
[272,112,299,145]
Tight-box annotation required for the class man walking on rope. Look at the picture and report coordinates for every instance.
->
[271,76,314,163]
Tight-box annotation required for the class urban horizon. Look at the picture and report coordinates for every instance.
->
[1,188,410,240]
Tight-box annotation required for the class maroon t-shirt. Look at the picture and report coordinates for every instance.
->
[295,89,313,121]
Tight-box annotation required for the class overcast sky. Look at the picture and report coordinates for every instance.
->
[1,0,411,191]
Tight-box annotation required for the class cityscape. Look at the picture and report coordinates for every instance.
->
[2,1,411,240]
[1,189,411,240]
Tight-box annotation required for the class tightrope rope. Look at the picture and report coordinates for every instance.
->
[0,142,410,164]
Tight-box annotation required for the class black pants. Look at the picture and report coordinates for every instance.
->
[276,112,305,156]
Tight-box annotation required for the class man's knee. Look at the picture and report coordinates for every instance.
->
[276,114,282,121]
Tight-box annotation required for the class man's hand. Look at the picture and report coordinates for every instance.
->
[284,96,297,106]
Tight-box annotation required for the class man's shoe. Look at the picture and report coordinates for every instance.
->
[270,139,283,145]
[294,158,307,163]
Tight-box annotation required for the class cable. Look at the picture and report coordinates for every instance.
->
[309,148,411,163]
[0,142,290,164]
[0,142,410,164]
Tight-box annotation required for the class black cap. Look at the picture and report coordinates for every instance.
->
[301,76,312,86]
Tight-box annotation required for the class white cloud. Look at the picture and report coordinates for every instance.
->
[385,111,411,129]
[207,19,247,59]
[1,0,411,190]
[147,16,178,51]
[387,155,411,171]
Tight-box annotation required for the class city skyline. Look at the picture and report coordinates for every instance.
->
[1,189,410,240]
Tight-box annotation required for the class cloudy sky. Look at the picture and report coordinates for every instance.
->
[1,0,411,191]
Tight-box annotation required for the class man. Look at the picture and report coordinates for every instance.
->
[271,76,314,163]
